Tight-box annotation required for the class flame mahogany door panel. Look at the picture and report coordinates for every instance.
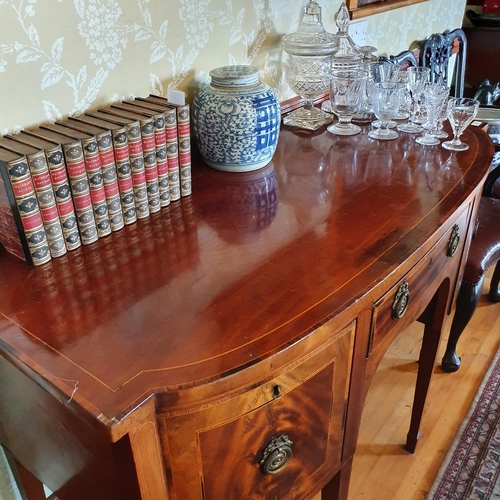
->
[158,322,354,500]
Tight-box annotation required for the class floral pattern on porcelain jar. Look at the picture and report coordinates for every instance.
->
[193,65,281,172]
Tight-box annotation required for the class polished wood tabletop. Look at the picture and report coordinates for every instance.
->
[0,122,494,499]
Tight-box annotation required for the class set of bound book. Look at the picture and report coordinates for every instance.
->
[0,95,191,266]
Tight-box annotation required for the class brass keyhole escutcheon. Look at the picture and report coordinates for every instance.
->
[447,225,460,257]
[259,435,293,475]
[392,282,410,320]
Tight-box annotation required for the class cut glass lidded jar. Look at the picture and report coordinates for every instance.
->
[282,1,338,130]
[321,2,369,116]
[192,65,280,172]
[330,2,363,72]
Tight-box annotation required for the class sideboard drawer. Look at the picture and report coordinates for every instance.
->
[159,321,355,500]
[370,207,469,353]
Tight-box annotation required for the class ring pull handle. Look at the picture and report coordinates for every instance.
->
[447,224,460,257]
[259,434,293,475]
[392,282,410,320]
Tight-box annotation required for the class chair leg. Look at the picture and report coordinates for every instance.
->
[441,276,485,373]
[488,261,500,302]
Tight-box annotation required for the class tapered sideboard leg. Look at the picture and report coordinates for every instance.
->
[321,457,353,500]
[127,401,169,500]
[406,284,448,453]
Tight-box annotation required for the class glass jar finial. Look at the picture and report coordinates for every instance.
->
[335,2,351,34]
[302,1,323,30]
[330,1,362,71]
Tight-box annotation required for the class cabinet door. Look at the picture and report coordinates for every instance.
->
[159,321,355,500]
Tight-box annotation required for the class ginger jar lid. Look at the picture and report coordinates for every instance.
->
[209,65,260,87]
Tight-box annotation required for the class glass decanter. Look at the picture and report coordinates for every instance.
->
[282,1,338,130]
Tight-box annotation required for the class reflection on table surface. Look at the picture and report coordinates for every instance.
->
[0,121,489,416]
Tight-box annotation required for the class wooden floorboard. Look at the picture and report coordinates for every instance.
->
[347,273,500,500]
[312,272,500,500]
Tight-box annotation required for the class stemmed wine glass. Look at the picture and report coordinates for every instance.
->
[433,96,451,139]
[397,66,431,134]
[442,98,479,151]
[394,70,410,120]
[368,82,400,140]
[416,82,449,146]
[369,61,400,129]
[327,70,366,136]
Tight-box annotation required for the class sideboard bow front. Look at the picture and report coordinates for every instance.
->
[0,124,493,499]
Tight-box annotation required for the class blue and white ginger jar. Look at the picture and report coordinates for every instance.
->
[193,65,281,172]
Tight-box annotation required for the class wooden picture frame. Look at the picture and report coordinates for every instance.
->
[347,0,428,19]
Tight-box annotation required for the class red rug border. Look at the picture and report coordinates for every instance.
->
[428,347,500,499]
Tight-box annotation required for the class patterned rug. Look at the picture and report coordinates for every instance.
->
[428,348,500,499]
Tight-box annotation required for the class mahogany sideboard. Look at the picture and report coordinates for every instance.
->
[0,123,494,500]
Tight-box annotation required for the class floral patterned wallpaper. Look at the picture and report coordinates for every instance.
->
[0,0,466,136]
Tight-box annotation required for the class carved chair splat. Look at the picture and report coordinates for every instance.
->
[419,28,467,97]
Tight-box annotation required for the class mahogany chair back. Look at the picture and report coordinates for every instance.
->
[419,28,467,97]
[379,50,417,69]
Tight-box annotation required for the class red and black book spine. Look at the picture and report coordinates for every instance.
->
[103,106,161,214]
[144,96,191,198]
[113,101,171,207]
[149,113,170,207]
[110,126,139,224]
[67,115,137,226]
[61,142,99,245]
[136,97,182,201]
[175,104,192,198]
[11,131,81,252]
[0,147,51,265]
[25,149,67,258]
[0,136,67,259]
[41,125,112,239]
[92,130,125,231]
[87,111,150,220]
[28,128,99,245]
[78,134,111,238]
[58,120,125,232]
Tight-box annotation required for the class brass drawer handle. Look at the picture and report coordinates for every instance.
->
[447,224,460,257]
[259,434,293,475]
[392,282,410,320]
